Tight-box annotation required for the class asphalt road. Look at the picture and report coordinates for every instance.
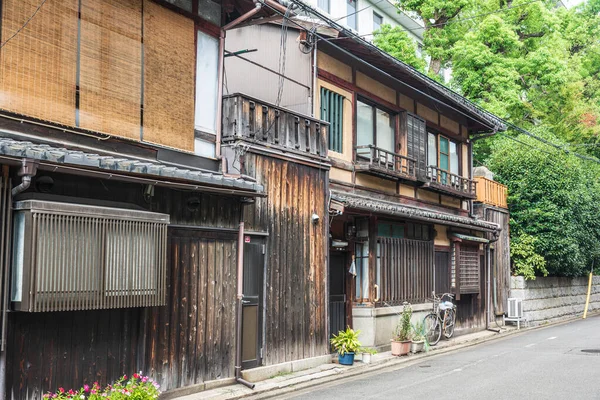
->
[289,315,600,400]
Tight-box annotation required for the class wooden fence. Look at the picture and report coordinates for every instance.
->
[474,177,508,208]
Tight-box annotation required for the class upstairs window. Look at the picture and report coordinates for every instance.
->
[320,88,344,153]
[347,0,357,30]
[357,100,395,154]
[428,132,459,183]
[318,0,331,13]
[373,12,383,31]
[405,113,427,177]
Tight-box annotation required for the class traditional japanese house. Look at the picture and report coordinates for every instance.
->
[223,0,508,352]
[0,0,278,398]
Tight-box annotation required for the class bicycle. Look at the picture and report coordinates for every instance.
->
[423,291,457,346]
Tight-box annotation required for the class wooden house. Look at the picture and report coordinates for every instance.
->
[223,2,508,352]
[0,0,277,398]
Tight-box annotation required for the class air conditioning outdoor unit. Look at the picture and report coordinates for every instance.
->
[507,298,523,319]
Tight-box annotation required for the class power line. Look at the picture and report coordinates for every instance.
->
[0,0,50,50]
[334,0,387,22]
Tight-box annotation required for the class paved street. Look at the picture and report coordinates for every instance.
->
[289,316,600,400]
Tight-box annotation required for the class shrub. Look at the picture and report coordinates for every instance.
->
[394,303,412,341]
[43,373,160,399]
[330,326,362,355]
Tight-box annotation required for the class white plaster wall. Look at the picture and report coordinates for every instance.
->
[510,276,600,326]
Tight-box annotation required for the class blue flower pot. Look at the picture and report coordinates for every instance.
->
[338,352,355,365]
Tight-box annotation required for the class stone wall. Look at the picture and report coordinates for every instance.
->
[510,276,600,325]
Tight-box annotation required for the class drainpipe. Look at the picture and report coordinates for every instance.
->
[12,159,38,196]
[235,206,255,389]
[486,218,500,333]
[311,30,318,117]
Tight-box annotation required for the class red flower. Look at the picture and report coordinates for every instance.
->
[59,388,65,394]
[123,375,127,380]
[68,389,75,395]
[133,373,140,379]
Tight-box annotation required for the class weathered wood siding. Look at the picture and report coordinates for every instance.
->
[3,173,242,399]
[242,153,329,365]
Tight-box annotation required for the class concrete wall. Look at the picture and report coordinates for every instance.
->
[510,276,600,326]
[352,303,432,350]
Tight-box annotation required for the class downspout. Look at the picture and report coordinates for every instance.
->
[12,159,38,197]
[219,1,263,173]
[235,205,255,389]
[486,221,500,333]
[311,30,318,118]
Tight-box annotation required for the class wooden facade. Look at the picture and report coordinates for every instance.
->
[241,153,329,365]
[3,173,245,398]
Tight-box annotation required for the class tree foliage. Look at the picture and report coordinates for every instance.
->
[510,233,547,280]
[373,24,426,72]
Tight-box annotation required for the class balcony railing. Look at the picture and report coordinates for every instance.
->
[426,166,476,198]
[474,176,508,208]
[222,94,328,160]
[354,145,416,181]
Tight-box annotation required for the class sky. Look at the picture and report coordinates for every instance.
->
[563,0,585,7]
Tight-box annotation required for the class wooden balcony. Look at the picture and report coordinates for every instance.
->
[354,145,417,181]
[474,176,508,208]
[423,166,477,199]
[222,94,328,161]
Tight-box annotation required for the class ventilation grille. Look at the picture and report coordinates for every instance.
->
[507,298,523,319]
[11,200,169,312]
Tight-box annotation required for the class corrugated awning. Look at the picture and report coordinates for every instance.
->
[450,233,490,244]
[331,190,499,232]
[0,137,265,196]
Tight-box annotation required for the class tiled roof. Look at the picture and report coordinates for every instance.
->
[0,137,263,193]
[331,190,500,232]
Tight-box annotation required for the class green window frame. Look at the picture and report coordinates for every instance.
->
[320,88,344,153]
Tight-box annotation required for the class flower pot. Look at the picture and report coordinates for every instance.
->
[411,340,424,353]
[362,352,372,364]
[391,340,411,356]
[338,352,355,365]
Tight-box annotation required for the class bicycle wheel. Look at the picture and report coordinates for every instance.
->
[423,313,441,346]
[444,309,456,338]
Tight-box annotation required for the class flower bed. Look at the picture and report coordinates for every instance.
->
[43,373,160,399]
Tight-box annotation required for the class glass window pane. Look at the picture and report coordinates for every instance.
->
[165,0,193,12]
[450,141,459,175]
[392,225,404,238]
[440,154,449,171]
[440,137,449,154]
[376,108,394,153]
[373,12,382,31]
[378,223,390,237]
[194,137,216,158]
[318,0,330,13]
[357,101,374,147]
[428,132,437,166]
[195,31,219,134]
[347,0,357,30]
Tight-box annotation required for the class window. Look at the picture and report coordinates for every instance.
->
[451,243,480,294]
[355,242,369,300]
[427,132,459,184]
[318,0,330,13]
[356,100,395,154]
[373,12,383,31]
[194,30,220,157]
[405,113,427,177]
[347,0,357,30]
[165,0,193,12]
[320,88,344,153]
[378,221,430,240]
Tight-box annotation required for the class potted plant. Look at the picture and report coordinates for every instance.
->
[411,320,427,353]
[330,326,361,366]
[360,347,377,364]
[391,302,412,356]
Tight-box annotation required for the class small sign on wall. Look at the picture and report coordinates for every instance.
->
[245,236,251,243]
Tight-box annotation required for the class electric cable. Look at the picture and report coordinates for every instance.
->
[1,0,50,50]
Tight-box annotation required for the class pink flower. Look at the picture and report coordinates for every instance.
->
[68,389,75,395]
[141,377,148,383]
[59,388,65,394]
[84,384,90,392]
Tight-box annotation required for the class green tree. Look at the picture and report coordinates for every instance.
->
[373,24,426,72]
[394,0,471,76]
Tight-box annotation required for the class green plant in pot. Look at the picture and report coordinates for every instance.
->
[359,347,377,364]
[330,326,361,366]
[391,303,412,356]
[410,320,428,353]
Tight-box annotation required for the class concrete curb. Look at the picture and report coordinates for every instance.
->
[237,312,600,400]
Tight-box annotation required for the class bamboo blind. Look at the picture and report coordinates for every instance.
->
[0,0,78,126]
[79,0,142,140]
[142,0,195,151]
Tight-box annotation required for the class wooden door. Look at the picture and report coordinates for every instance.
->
[241,237,265,369]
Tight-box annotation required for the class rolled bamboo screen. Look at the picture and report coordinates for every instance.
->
[0,0,196,152]
[0,0,78,126]
[79,0,142,140]
[142,0,195,151]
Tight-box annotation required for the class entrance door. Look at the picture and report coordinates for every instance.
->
[329,251,347,338]
[241,237,265,369]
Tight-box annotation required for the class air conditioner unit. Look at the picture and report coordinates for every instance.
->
[507,298,523,319]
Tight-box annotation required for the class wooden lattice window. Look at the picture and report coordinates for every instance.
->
[320,88,344,153]
[451,242,480,294]
[404,112,427,178]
